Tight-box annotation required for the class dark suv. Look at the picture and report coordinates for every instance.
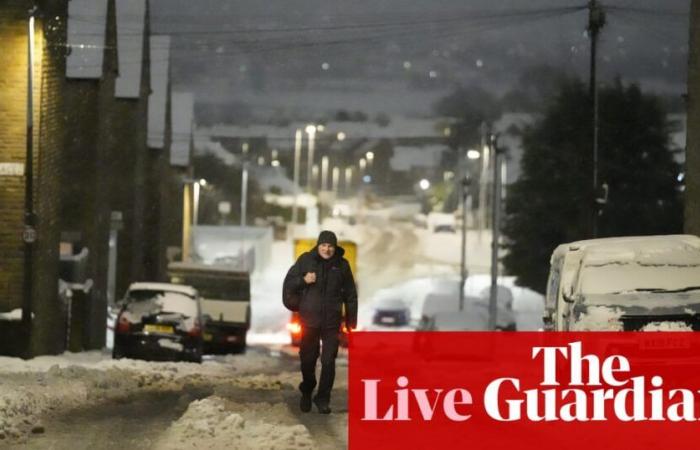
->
[112,282,204,363]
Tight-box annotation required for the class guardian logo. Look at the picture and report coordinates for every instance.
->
[350,333,700,450]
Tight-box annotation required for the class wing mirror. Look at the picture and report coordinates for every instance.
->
[562,288,576,304]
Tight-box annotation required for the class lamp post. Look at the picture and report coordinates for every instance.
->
[332,166,340,193]
[488,134,506,331]
[459,176,471,312]
[181,178,205,261]
[312,164,319,189]
[181,181,192,262]
[321,156,329,192]
[305,125,316,191]
[292,129,302,227]
[240,162,248,271]
[366,151,374,169]
[344,167,353,194]
[23,6,39,331]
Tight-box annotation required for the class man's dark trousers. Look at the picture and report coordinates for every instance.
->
[299,326,340,402]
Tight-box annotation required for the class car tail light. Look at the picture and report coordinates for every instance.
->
[188,319,202,337]
[116,315,130,334]
[287,321,302,335]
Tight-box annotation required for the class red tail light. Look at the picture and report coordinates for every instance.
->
[116,315,130,334]
[287,321,302,335]
[188,319,202,337]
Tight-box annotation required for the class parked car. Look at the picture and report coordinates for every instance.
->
[418,290,517,331]
[545,235,700,331]
[112,282,204,363]
[434,224,456,233]
[369,298,412,329]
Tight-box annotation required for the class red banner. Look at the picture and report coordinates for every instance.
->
[349,332,700,450]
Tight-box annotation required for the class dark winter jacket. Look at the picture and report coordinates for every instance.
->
[284,245,358,329]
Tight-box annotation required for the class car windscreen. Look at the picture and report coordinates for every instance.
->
[578,263,700,296]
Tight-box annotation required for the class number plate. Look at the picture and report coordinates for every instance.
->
[641,335,690,351]
[381,316,396,324]
[144,324,174,334]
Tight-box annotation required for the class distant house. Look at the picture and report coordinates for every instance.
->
[390,145,449,173]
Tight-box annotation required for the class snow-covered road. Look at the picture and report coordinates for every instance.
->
[0,346,347,449]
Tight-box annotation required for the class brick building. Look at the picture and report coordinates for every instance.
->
[0,0,171,356]
[0,0,68,356]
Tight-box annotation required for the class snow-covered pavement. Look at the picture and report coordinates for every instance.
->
[0,347,347,449]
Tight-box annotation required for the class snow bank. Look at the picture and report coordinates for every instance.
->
[154,396,313,450]
[0,351,279,443]
[640,321,693,331]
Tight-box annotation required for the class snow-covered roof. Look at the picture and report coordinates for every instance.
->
[553,235,700,261]
[66,0,108,79]
[147,35,170,149]
[114,0,146,98]
[253,166,296,194]
[171,92,194,167]
[194,137,236,165]
[127,282,197,298]
[390,145,448,171]
[198,117,448,143]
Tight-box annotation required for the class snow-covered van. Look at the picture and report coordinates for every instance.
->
[168,262,250,353]
[545,235,700,331]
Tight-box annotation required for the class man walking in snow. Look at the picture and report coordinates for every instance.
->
[283,230,358,414]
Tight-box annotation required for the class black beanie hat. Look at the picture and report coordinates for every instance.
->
[317,230,338,247]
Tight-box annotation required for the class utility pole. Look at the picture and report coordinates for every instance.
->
[588,0,606,237]
[686,0,700,235]
[488,134,505,331]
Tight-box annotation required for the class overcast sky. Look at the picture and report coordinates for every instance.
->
[150,0,690,117]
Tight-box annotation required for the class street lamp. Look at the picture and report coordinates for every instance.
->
[181,177,206,261]
[467,149,481,160]
[332,167,340,192]
[312,164,319,189]
[337,131,346,142]
[23,6,39,330]
[305,125,316,191]
[459,176,472,311]
[321,156,329,191]
[365,151,375,175]
[419,178,430,191]
[192,180,201,227]
[292,129,302,227]
[344,167,353,193]
[359,158,367,178]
